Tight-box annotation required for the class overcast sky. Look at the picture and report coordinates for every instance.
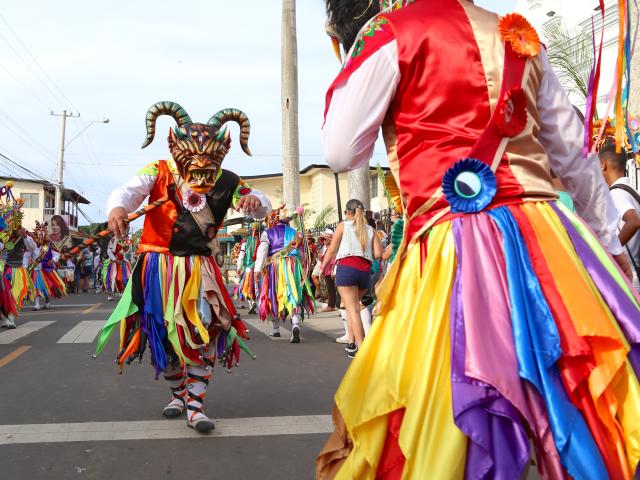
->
[0,0,513,222]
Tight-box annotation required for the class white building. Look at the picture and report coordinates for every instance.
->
[0,176,90,233]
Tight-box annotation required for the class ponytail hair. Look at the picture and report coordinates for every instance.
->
[354,207,367,251]
[345,198,368,251]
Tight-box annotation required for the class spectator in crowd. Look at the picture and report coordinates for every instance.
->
[93,245,102,293]
[318,229,338,312]
[321,199,383,358]
[78,247,94,293]
[599,142,640,290]
[383,209,403,264]
[312,235,327,301]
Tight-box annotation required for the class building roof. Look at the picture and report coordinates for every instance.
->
[0,176,91,204]
[241,164,390,180]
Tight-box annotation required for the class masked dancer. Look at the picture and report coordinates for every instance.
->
[0,224,36,328]
[236,221,262,314]
[317,1,640,479]
[95,102,272,433]
[29,221,66,311]
[255,207,315,342]
[102,236,132,301]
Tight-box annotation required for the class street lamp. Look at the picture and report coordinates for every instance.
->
[50,111,109,215]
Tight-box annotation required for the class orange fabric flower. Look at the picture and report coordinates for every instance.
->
[499,13,540,58]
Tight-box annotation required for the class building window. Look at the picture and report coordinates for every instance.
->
[20,193,39,208]
[370,176,379,198]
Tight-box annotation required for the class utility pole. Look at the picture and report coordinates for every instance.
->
[281,0,300,209]
[50,110,79,215]
[348,165,371,210]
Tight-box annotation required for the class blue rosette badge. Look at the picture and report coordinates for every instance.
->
[442,158,497,213]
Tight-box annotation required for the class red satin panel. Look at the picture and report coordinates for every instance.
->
[385,0,525,234]
[376,408,406,480]
[138,160,179,254]
[387,0,491,219]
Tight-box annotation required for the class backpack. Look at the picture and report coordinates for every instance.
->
[610,183,640,278]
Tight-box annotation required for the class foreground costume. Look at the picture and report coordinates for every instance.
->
[95,102,271,432]
[318,1,640,479]
[102,237,132,301]
[255,208,315,342]
[29,221,66,310]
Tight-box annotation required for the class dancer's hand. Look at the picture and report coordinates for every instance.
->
[108,207,127,238]
[613,253,633,281]
[236,195,261,216]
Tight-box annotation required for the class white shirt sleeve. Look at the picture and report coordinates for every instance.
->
[323,40,400,172]
[24,236,37,254]
[253,231,270,272]
[536,49,623,255]
[236,244,246,272]
[106,174,157,215]
[107,238,117,261]
[241,189,272,220]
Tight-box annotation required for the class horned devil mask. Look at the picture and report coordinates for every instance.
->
[141,101,252,194]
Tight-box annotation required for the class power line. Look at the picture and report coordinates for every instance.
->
[0,13,78,111]
[0,114,56,161]
[77,205,95,224]
[0,29,67,109]
[0,149,51,182]
[0,61,51,110]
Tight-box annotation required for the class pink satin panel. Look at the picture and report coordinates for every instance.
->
[460,214,565,476]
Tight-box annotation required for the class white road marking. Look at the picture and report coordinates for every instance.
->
[243,317,291,341]
[0,321,55,344]
[0,415,333,445]
[57,321,105,344]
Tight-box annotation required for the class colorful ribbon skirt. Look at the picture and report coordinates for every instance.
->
[317,201,640,480]
[95,252,252,377]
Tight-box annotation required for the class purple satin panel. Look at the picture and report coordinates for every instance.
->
[451,219,530,480]
[41,246,54,273]
[267,224,286,257]
[550,203,640,375]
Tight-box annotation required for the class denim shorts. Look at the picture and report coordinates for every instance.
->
[335,264,371,290]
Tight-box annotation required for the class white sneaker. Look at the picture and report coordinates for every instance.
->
[335,335,349,344]
[290,325,301,343]
[187,413,215,433]
[162,397,186,419]
[44,302,51,309]
[107,295,114,301]
[1,317,16,329]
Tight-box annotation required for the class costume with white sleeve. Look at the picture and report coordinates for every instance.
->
[30,221,66,310]
[236,222,262,310]
[102,236,132,299]
[94,102,271,433]
[254,208,314,342]
[317,1,640,479]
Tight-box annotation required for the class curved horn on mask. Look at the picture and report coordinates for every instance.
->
[207,109,251,156]
[141,101,192,148]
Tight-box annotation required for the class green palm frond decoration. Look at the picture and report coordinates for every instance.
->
[376,163,393,209]
[543,19,594,104]
[313,205,337,229]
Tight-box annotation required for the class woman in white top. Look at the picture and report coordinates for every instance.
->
[322,199,383,358]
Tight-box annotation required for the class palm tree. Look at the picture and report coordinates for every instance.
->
[543,19,594,104]
[313,205,337,229]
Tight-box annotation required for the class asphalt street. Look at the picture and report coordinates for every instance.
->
[0,293,348,480]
